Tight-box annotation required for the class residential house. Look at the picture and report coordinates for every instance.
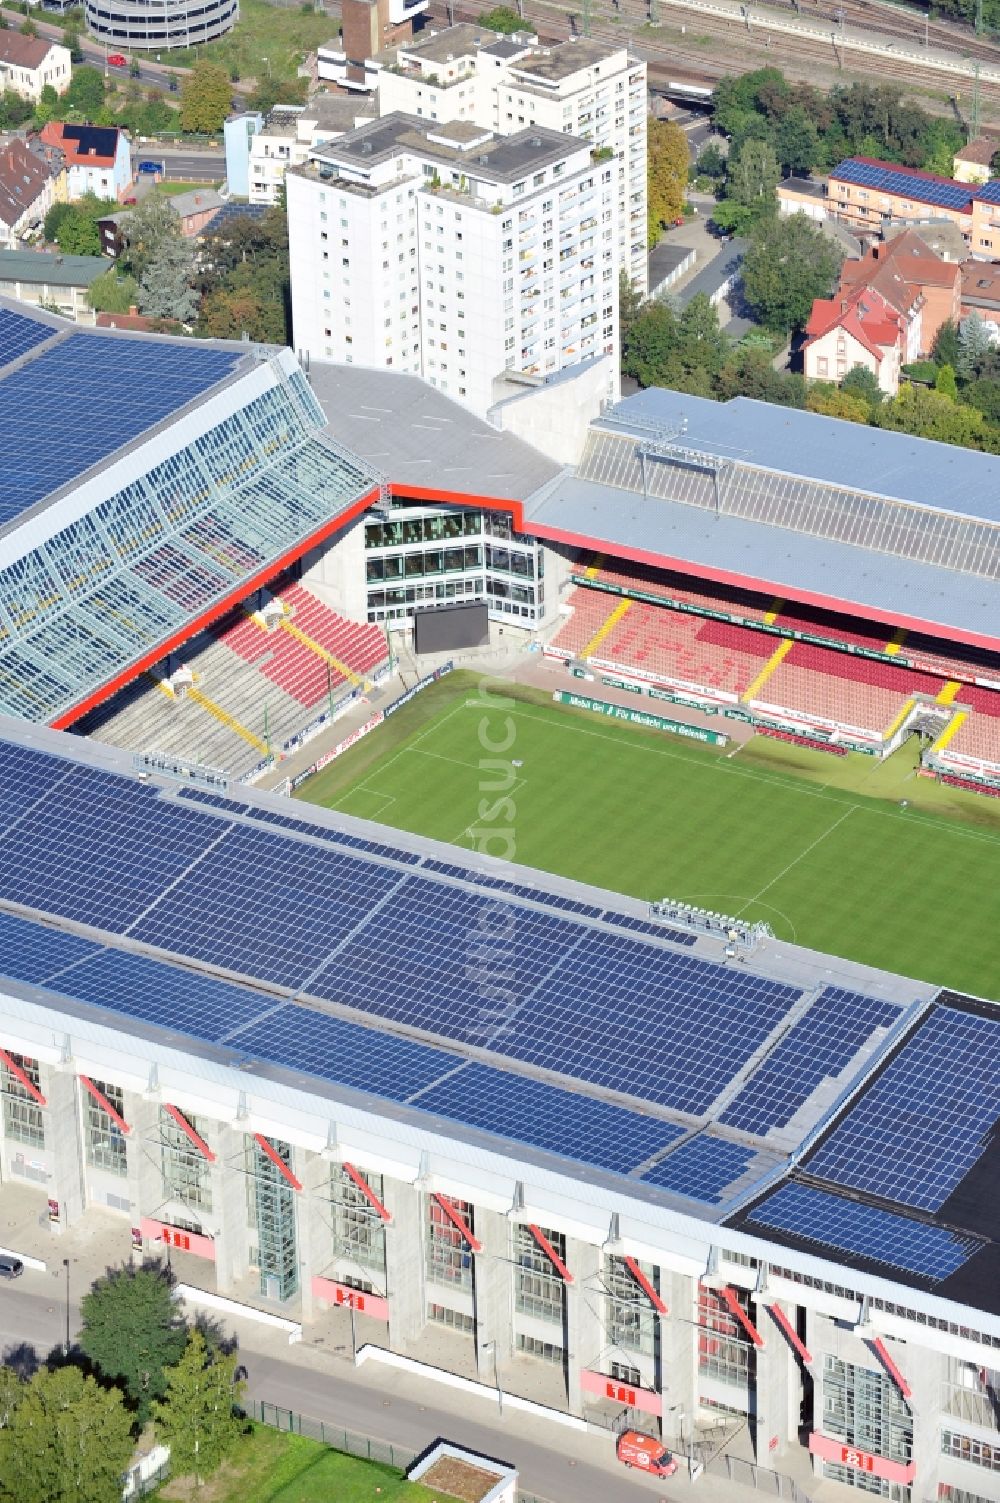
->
[318,0,426,91]
[960,260,1000,337]
[953,137,997,185]
[0,33,71,103]
[168,187,225,237]
[245,96,376,206]
[803,286,906,395]
[0,137,58,247]
[838,228,961,357]
[39,122,132,202]
[0,248,107,323]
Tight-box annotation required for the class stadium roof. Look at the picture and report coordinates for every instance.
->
[7,718,1000,1313]
[524,390,1000,652]
[0,304,381,727]
[310,363,561,502]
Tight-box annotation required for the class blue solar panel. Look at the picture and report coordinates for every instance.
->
[720,987,901,1135]
[49,948,273,1042]
[0,765,222,934]
[421,857,606,918]
[0,909,101,985]
[0,335,243,525]
[806,1005,1000,1211]
[600,912,697,947]
[0,741,76,831]
[0,307,56,373]
[976,180,1000,205]
[832,158,972,212]
[641,1134,758,1203]
[412,1061,686,1174]
[748,1182,980,1282]
[229,1003,457,1100]
[132,823,405,989]
[175,788,422,865]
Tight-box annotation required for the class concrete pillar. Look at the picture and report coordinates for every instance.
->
[384,1177,424,1349]
[567,1236,602,1416]
[660,1268,698,1450]
[753,1297,794,1461]
[46,1070,85,1228]
[474,1207,514,1381]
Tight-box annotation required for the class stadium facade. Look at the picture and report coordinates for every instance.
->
[1,720,1000,1503]
[4,302,1000,1500]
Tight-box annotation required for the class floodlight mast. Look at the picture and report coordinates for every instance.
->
[648,898,773,954]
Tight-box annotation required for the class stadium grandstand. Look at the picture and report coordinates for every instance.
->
[1,717,999,1499]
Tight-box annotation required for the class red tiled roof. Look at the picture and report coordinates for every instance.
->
[0,138,52,228]
[804,286,902,363]
[0,31,59,70]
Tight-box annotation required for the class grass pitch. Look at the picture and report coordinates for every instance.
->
[297,672,1000,1001]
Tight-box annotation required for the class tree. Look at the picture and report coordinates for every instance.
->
[775,106,819,176]
[153,1329,245,1487]
[52,205,103,255]
[34,82,59,126]
[0,1366,24,1429]
[62,24,83,61]
[117,192,178,280]
[695,142,726,181]
[841,362,884,408]
[741,212,841,335]
[0,1365,133,1503]
[806,382,870,422]
[718,345,805,406]
[965,376,1000,423]
[180,60,232,134]
[875,382,990,448]
[79,1263,186,1423]
[932,317,961,369]
[714,139,781,235]
[647,118,689,247]
[19,15,37,35]
[957,312,994,380]
[64,65,105,117]
[478,4,522,30]
[87,268,140,313]
[139,234,198,322]
[935,362,958,400]
[675,292,728,379]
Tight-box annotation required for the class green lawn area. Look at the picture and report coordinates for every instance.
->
[159,1426,457,1502]
[160,0,336,83]
[153,179,222,195]
[297,671,1000,999]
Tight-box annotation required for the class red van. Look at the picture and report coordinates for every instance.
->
[617,1430,678,1477]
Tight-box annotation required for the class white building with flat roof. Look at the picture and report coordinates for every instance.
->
[286,111,621,418]
[369,28,647,292]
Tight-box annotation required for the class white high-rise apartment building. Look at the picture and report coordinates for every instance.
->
[286,112,621,418]
[371,26,648,292]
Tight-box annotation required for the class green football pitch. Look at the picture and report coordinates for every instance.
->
[296,671,1000,1001]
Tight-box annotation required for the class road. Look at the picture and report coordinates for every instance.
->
[139,146,227,180]
[0,1280,679,1503]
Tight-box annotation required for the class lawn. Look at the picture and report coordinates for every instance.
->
[153,179,223,195]
[297,671,1000,1000]
[160,0,336,84]
[159,1425,457,1502]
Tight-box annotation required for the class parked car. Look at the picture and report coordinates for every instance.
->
[137,160,162,175]
[0,1255,24,1279]
[617,1431,678,1478]
[108,52,127,67]
[122,196,137,205]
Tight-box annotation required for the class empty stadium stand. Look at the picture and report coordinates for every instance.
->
[78,581,389,779]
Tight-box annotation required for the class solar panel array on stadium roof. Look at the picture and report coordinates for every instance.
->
[720,987,902,1136]
[0,307,57,371]
[748,1182,980,1282]
[832,158,973,211]
[175,787,422,865]
[53,949,274,1043]
[0,741,73,828]
[640,1135,759,1203]
[410,1060,687,1174]
[805,1005,1000,1211]
[0,908,100,985]
[0,335,243,525]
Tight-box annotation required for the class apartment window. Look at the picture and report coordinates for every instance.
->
[1,1053,44,1148]
[515,1224,565,1323]
[85,1079,127,1175]
[426,1196,474,1289]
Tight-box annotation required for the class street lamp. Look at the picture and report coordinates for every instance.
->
[62,1257,71,1355]
[481,1339,503,1416]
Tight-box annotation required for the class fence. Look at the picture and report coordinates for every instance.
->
[247,1399,418,1473]
[703,1452,815,1503]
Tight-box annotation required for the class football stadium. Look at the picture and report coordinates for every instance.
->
[2,300,1000,1500]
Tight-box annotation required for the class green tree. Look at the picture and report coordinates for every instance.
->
[775,106,819,176]
[647,118,689,247]
[117,192,178,280]
[957,312,994,380]
[153,1329,245,1486]
[841,362,884,408]
[62,24,83,60]
[932,317,961,369]
[714,138,781,235]
[64,65,105,117]
[741,212,841,335]
[620,298,679,388]
[79,1263,186,1424]
[875,382,990,447]
[0,1365,133,1503]
[139,234,198,322]
[935,362,958,400]
[44,199,75,243]
[87,268,140,313]
[695,142,726,181]
[19,15,37,35]
[0,1366,24,1428]
[180,60,232,134]
[478,4,522,30]
[806,382,870,422]
[675,292,728,379]
[52,205,103,255]
[619,269,644,349]
[34,82,59,126]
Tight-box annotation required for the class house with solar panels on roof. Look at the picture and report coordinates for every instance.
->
[1,717,1000,1503]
